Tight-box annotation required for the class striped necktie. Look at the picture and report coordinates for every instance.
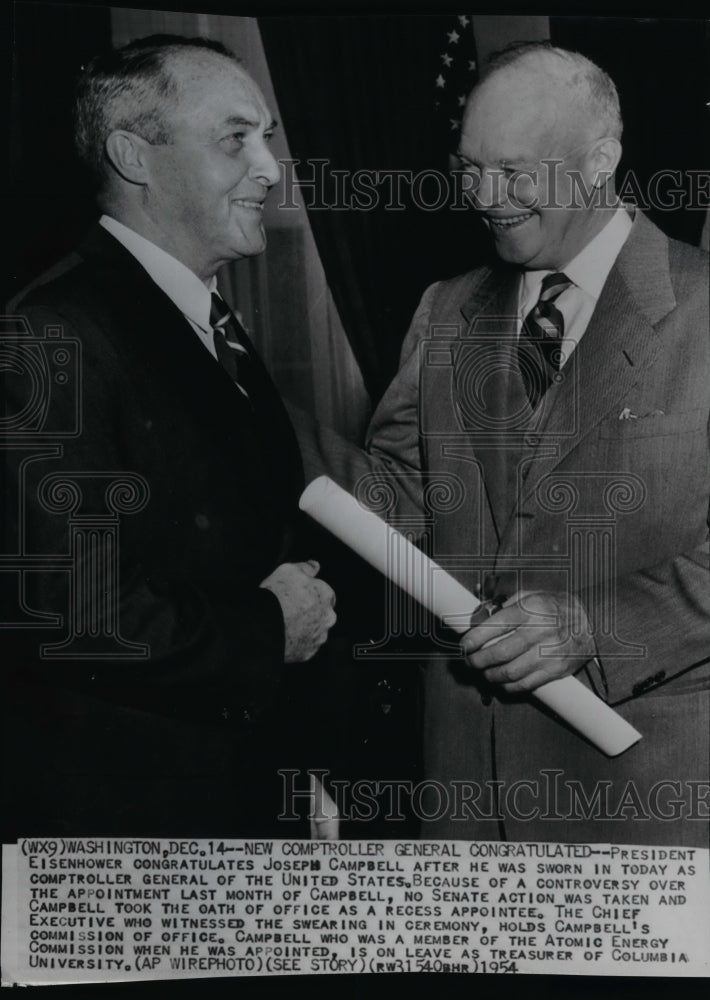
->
[210,292,253,403]
[518,272,573,408]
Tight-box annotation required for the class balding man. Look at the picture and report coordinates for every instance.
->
[4,35,336,838]
[301,42,709,844]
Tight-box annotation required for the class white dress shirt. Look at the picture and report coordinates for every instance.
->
[99,215,220,360]
[518,205,634,369]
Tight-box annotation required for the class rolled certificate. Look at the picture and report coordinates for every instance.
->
[299,476,641,757]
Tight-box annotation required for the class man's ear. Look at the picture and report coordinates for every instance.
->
[589,137,622,190]
[104,131,151,185]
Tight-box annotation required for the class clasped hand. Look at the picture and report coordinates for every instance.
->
[460,590,596,693]
[260,560,337,663]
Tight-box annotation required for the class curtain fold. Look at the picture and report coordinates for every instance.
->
[259,14,482,404]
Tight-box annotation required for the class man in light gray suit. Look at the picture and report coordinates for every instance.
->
[299,42,709,845]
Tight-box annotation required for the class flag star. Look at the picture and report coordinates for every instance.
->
[458,94,466,107]
[447,29,460,44]
[441,52,453,67]
[450,118,460,131]
[468,60,477,71]
[458,15,470,27]
[435,73,446,89]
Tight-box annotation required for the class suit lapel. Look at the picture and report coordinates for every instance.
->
[450,213,676,545]
[78,225,228,401]
[516,212,674,508]
[517,272,660,503]
[78,225,303,504]
[452,267,530,537]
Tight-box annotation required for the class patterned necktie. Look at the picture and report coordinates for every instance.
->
[210,292,253,404]
[518,272,573,408]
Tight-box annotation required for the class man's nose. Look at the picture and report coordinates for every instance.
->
[473,167,508,210]
[249,141,281,188]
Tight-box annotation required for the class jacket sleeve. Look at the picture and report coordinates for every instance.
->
[583,536,710,705]
[579,258,710,704]
[290,283,442,534]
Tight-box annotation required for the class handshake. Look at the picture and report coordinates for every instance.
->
[260,560,337,663]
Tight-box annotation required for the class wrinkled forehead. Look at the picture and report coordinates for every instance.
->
[165,49,271,126]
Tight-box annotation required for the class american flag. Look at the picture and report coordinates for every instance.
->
[433,14,479,151]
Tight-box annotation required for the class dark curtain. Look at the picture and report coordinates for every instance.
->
[550,16,709,247]
[259,14,483,404]
[8,1,111,299]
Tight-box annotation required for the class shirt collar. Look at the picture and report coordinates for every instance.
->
[520,204,634,311]
[99,215,217,332]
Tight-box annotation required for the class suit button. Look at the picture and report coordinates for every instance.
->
[481,693,493,706]
[195,513,210,530]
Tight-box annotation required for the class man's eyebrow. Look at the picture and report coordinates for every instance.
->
[456,152,536,169]
[222,116,278,131]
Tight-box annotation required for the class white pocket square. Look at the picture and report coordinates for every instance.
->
[619,407,665,420]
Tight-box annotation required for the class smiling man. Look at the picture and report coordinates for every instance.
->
[404,43,709,843]
[4,35,336,838]
[299,41,709,845]
[456,47,624,273]
[87,38,279,277]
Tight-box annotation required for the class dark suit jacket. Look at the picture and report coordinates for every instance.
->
[298,211,710,845]
[3,225,307,838]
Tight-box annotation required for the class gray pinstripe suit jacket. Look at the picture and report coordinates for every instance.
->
[297,210,710,844]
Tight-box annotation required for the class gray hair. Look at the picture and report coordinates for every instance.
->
[74,34,238,185]
[482,41,623,140]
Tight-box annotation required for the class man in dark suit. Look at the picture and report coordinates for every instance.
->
[3,35,337,838]
[299,42,709,845]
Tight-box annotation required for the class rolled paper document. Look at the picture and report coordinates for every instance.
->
[299,476,641,757]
